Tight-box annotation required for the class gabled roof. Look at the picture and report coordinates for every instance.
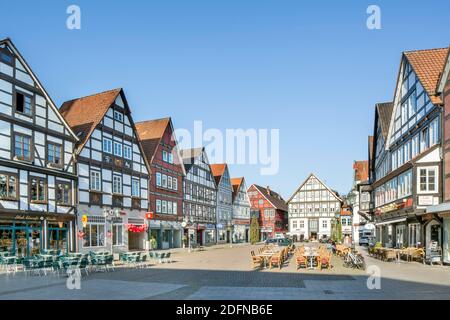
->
[437,46,450,93]
[231,177,244,202]
[287,173,343,204]
[210,164,227,185]
[0,38,78,141]
[135,118,171,163]
[404,47,448,105]
[135,117,186,176]
[376,102,394,140]
[251,184,288,212]
[180,147,211,176]
[59,88,122,151]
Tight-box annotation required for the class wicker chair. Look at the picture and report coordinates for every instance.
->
[269,253,283,270]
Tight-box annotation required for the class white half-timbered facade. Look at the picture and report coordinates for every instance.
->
[287,173,342,241]
[0,38,78,257]
[231,177,251,243]
[60,88,151,254]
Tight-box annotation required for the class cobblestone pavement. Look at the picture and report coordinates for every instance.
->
[1,243,450,300]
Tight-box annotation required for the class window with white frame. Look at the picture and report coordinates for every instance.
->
[113,222,123,246]
[113,175,122,194]
[132,179,140,197]
[156,172,162,187]
[156,199,161,213]
[299,220,305,228]
[418,167,437,193]
[168,176,173,189]
[173,177,178,191]
[113,141,122,157]
[162,150,168,162]
[103,138,112,154]
[162,174,167,188]
[322,220,328,228]
[162,200,167,213]
[123,145,132,160]
[429,117,439,147]
[292,220,298,229]
[420,127,429,152]
[411,134,419,158]
[83,218,105,248]
[90,171,101,191]
[168,153,174,164]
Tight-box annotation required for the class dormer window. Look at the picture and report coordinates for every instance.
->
[15,91,33,116]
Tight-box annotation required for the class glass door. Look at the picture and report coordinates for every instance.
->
[48,224,68,254]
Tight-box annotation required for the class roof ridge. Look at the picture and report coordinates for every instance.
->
[404,47,448,54]
[136,117,171,125]
[63,88,122,104]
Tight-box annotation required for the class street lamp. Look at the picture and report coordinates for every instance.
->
[104,208,120,256]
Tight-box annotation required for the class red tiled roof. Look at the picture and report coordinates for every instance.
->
[210,164,227,185]
[404,47,448,105]
[251,184,288,212]
[353,160,369,182]
[59,88,122,151]
[231,177,244,201]
[135,118,171,163]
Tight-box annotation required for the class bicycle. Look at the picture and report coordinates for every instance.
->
[343,250,366,270]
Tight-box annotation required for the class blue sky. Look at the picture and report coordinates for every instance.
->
[1,0,449,199]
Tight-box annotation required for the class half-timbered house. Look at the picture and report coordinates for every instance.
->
[60,88,151,254]
[287,174,342,241]
[136,118,185,249]
[372,48,448,251]
[180,148,217,247]
[210,164,233,244]
[231,177,251,243]
[247,184,288,240]
[0,38,78,257]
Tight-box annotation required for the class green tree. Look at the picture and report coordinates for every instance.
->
[249,216,260,244]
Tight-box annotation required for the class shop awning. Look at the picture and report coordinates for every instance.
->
[426,202,450,214]
[375,218,406,226]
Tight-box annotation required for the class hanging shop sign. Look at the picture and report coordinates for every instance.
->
[81,215,88,228]
[145,212,154,220]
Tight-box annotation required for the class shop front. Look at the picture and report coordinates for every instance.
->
[0,213,75,257]
[78,206,148,254]
[232,219,250,243]
[205,224,216,245]
[260,227,273,241]
[216,223,227,244]
[148,219,182,249]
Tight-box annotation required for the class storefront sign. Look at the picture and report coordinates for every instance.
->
[418,196,434,206]
[206,224,215,230]
[232,219,250,225]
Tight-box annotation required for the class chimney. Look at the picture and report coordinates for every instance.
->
[266,186,271,195]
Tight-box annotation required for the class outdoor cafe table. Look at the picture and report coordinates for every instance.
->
[303,252,319,269]
[256,248,282,269]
